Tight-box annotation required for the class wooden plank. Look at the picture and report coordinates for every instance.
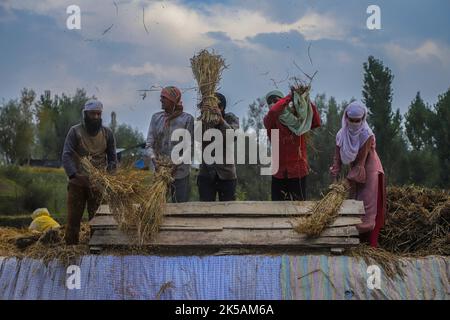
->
[330,248,345,254]
[89,228,359,247]
[89,246,103,254]
[95,200,365,217]
[89,215,361,230]
[159,226,223,231]
[90,215,117,229]
[165,200,364,216]
[96,204,111,215]
[161,216,362,230]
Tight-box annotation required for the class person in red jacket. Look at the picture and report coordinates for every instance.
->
[263,88,321,201]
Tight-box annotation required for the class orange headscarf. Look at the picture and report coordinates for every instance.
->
[161,86,183,127]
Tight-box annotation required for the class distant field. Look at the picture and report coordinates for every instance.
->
[0,166,69,227]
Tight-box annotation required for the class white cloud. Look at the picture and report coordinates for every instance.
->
[111,62,191,82]
[385,40,450,68]
[296,11,346,41]
[138,3,346,44]
[4,0,347,51]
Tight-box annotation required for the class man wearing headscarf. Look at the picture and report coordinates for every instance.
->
[330,101,386,247]
[263,88,321,201]
[62,99,117,244]
[145,86,194,203]
[197,92,240,201]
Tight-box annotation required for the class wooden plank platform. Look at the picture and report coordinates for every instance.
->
[89,200,364,254]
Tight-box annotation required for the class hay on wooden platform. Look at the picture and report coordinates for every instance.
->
[379,185,450,256]
[294,182,348,237]
[81,157,173,246]
[135,159,173,245]
[0,223,90,266]
[190,49,226,127]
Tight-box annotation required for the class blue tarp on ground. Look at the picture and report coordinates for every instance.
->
[0,255,448,300]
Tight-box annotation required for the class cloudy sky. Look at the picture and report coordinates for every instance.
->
[1,0,449,134]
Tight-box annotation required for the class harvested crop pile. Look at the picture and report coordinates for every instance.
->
[349,244,406,279]
[0,223,90,265]
[294,181,348,237]
[190,49,226,127]
[82,157,173,246]
[379,186,450,256]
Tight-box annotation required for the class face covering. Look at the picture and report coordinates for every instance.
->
[336,101,374,164]
[348,121,362,131]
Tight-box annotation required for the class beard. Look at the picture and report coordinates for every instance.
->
[84,116,102,135]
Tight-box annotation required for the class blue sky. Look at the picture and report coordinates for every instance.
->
[1,0,449,135]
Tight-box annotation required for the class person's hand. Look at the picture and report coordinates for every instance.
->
[342,178,351,190]
[329,164,340,179]
[290,86,295,96]
[75,173,90,187]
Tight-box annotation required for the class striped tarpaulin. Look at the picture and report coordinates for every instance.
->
[280,255,449,300]
[0,255,448,300]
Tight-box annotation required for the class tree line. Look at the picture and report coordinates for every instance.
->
[0,89,144,165]
[0,56,449,197]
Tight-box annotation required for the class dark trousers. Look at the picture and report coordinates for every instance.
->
[271,176,307,201]
[197,175,237,201]
[65,183,102,245]
[170,176,190,203]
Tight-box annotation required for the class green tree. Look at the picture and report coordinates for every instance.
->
[114,123,145,149]
[33,89,88,160]
[403,92,439,186]
[53,89,88,159]
[431,88,450,187]
[362,56,408,184]
[308,95,342,197]
[404,92,434,151]
[0,88,35,164]
[242,98,268,131]
[35,91,57,159]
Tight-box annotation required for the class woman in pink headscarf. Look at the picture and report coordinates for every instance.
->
[329,101,386,247]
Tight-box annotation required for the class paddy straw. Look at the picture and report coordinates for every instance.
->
[81,157,173,246]
[349,244,406,279]
[294,181,349,237]
[191,49,226,127]
[379,185,450,255]
[0,223,90,266]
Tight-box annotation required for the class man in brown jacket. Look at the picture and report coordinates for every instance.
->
[62,99,117,244]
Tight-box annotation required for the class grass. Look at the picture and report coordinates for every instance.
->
[0,166,68,225]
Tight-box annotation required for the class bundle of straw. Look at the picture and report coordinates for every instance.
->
[81,157,173,246]
[190,49,226,127]
[134,159,173,245]
[294,181,348,237]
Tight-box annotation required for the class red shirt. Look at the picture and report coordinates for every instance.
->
[263,94,321,179]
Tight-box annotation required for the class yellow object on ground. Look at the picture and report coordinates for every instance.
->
[29,208,61,233]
